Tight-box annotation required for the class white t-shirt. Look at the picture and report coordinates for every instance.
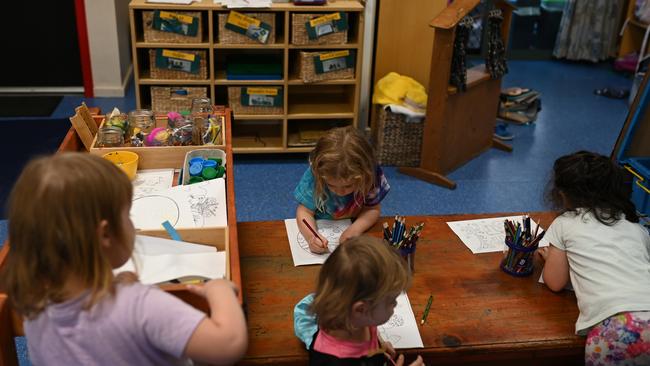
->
[545,209,650,334]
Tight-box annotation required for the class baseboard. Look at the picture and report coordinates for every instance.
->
[92,64,133,97]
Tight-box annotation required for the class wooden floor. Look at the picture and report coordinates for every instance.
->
[237,212,585,366]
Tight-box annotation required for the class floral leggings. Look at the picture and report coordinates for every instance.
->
[585,311,650,366]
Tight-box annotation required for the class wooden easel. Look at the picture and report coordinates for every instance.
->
[399,0,515,189]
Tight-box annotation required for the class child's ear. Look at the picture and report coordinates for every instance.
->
[351,300,369,317]
[97,219,112,249]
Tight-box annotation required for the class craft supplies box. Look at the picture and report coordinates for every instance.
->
[613,73,650,217]
[89,115,226,169]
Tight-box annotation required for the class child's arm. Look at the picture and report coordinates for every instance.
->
[184,279,248,365]
[339,204,381,243]
[297,204,329,253]
[539,245,570,292]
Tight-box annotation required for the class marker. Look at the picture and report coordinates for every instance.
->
[420,294,433,325]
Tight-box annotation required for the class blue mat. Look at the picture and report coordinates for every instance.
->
[0,119,71,219]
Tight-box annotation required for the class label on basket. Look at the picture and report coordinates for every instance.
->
[306,12,348,40]
[156,49,200,74]
[225,11,272,44]
[153,10,199,37]
[314,50,355,74]
[241,87,283,107]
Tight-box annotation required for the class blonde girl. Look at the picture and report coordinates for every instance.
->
[1,153,247,366]
[294,126,390,253]
[294,236,424,366]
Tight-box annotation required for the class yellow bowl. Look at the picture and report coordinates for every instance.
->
[102,151,139,180]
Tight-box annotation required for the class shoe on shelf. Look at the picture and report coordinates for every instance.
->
[494,123,514,141]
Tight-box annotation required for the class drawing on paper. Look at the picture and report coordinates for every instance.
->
[378,313,405,345]
[377,293,423,349]
[184,184,220,227]
[296,221,347,255]
[454,221,503,250]
[131,195,180,227]
[132,169,174,200]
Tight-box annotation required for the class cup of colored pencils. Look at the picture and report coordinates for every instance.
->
[500,216,545,277]
[382,216,424,273]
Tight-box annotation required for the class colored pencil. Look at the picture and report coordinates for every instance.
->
[420,294,433,325]
[302,219,326,249]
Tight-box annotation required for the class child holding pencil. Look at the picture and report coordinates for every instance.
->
[294,126,390,253]
[538,151,650,365]
[1,153,248,365]
[293,236,424,365]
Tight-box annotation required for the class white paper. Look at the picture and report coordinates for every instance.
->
[147,0,195,4]
[131,178,227,230]
[284,218,351,266]
[214,0,272,7]
[132,169,175,200]
[447,215,550,254]
[378,293,423,349]
[115,235,225,285]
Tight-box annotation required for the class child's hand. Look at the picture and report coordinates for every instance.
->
[395,354,424,366]
[308,235,329,254]
[187,279,239,298]
[382,341,396,359]
[339,227,362,243]
[536,247,549,262]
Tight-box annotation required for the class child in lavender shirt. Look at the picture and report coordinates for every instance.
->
[1,153,247,365]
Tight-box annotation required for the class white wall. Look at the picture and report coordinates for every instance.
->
[85,0,132,97]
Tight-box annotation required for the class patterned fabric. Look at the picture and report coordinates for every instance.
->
[294,167,390,220]
[553,0,624,62]
[585,311,650,365]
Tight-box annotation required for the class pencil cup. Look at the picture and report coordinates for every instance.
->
[500,239,537,277]
[399,246,416,273]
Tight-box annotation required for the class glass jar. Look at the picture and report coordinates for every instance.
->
[169,116,194,146]
[128,109,155,147]
[97,126,124,147]
[191,97,213,115]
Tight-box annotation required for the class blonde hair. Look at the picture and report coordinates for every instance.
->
[309,126,377,212]
[1,153,133,318]
[310,236,410,331]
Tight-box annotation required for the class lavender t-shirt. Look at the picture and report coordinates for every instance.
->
[24,282,205,365]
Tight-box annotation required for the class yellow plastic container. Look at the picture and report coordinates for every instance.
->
[102,151,139,180]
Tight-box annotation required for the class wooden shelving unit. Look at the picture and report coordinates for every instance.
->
[619,0,650,58]
[129,0,364,154]
[398,0,514,189]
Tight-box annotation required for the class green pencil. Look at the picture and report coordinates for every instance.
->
[420,294,433,325]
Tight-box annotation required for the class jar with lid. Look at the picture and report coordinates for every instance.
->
[97,126,125,147]
[168,114,194,146]
[128,109,155,147]
[191,97,213,115]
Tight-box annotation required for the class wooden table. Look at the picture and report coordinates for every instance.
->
[238,212,584,366]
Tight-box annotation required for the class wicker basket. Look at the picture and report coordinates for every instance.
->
[143,11,202,43]
[297,51,354,83]
[149,49,208,80]
[292,13,348,45]
[218,12,276,44]
[228,86,284,115]
[373,106,423,167]
[151,86,208,114]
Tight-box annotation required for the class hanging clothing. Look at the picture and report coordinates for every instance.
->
[553,0,624,62]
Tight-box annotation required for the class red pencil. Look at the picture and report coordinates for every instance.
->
[302,219,327,249]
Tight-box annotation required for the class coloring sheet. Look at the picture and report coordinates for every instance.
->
[284,218,351,266]
[131,178,227,230]
[447,215,550,254]
[132,169,175,200]
[378,293,423,349]
[114,235,226,285]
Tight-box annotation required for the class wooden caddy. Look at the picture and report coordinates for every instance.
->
[399,0,514,189]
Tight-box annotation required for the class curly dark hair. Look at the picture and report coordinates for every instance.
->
[548,151,639,225]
